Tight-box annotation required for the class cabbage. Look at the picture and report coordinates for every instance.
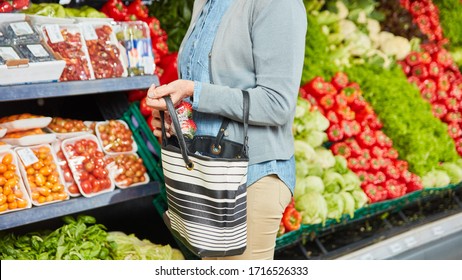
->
[323,169,345,193]
[351,189,368,209]
[342,171,361,191]
[295,140,317,177]
[107,232,184,260]
[340,191,355,218]
[296,190,328,225]
[437,162,462,184]
[294,176,325,200]
[333,155,348,174]
[423,170,451,188]
[306,163,324,177]
[324,193,344,221]
[305,131,328,148]
[315,147,336,169]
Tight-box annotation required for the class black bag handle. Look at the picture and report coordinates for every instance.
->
[160,90,250,169]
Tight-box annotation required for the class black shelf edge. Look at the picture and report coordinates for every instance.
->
[0,181,160,231]
[0,75,159,102]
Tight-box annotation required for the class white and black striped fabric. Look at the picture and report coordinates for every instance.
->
[160,92,250,258]
[162,148,248,257]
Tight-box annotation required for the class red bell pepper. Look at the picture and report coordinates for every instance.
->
[282,207,301,232]
[374,130,392,148]
[127,89,147,102]
[374,171,387,185]
[326,111,339,124]
[448,122,462,139]
[445,97,459,112]
[434,49,453,68]
[362,184,382,203]
[384,148,399,160]
[411,64,429,79]
[369,157,382,173]
[428,61,442,78]
[139,97,154,117]
[432,103,448,119]
[319,95,335,110]
[127,0,149,20]
[345,138,362,157]
[357,130,376,148]
[405,51,422,66]
[421,89,436,103]
[385,179,406,199]
[303,77,328,98]
[327,124,344,142]
[331,72,349,90]
[0,1,13,12]
[444,112,462,124]
[101,0,128,21]
[385,165,401,180]
[331,142,351,158]
[337,106,355,121]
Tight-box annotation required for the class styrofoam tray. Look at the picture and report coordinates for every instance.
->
[51,140,81,197]
[107,153,149,189]
[15,144,69,206]
[95,120,138,155]
[44,127,92,140]
[0,150,32,215]
[0,117,52,132]
[61,134,115,198]
[1,133,57,146]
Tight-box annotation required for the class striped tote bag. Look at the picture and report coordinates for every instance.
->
[160,92,250,258]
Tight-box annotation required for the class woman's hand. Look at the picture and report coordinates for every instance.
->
[145,80,194,110]
[145,80,194,137]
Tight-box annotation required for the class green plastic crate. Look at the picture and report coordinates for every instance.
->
[121,101,165,189]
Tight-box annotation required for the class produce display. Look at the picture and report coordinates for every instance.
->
[15,144,68,205]
[96,120,137,154]
[106,153,148,188]
[40,24,94,81]
[0,215,184,260]
[1,0,462,260]
[0,151,30,214]
[84,23,126,79]
[61,135,114,197]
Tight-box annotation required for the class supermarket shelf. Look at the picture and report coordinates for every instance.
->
[337,211,462,260]
[0,181,160,231]
[0,75,158,102]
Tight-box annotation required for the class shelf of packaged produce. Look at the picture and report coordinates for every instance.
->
[0,181,161,231]
[0,75,158,102]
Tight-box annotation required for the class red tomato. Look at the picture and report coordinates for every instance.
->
[80,180,92,194]
[140,97,154,117]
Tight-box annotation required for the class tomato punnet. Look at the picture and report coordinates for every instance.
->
[48,117,91,133]
[63,137,113,195]
[0,152,29,212]
[96,120,135,154]
[18,145,68,205]
[110,154,148,187]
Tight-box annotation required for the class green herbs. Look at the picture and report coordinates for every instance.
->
[0,215,116,260]
[345,63,459,176]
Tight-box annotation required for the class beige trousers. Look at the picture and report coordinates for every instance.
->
[204,175,292,260]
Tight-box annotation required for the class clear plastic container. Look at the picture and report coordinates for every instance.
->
[52,140,81,197]
[0,20,41,45]
[0,45,21,65]
[15,42,56,63]
[95,120,138,155]
[114,21,154,76]
[0,114,51,132]
[106,153,149,189]
[61,134,115,197]
[39,23,95,81]
[0,150,32,214]
[15,144,69,206]
[80,22,127,79]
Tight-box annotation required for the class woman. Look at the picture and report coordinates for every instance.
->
[146,0,307,260]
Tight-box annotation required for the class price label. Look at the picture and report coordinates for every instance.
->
[432,226,445,237]
[359,253,374,260]
[27,44,50,58]
[17,148,39,167]
[404,236,418,248]
[45,24,64,44]
[81,23,98,41]
[9,22,34,36]
[0,47,20,60]
[389,243,403,254]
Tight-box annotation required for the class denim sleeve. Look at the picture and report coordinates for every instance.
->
[192,81,202,110]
